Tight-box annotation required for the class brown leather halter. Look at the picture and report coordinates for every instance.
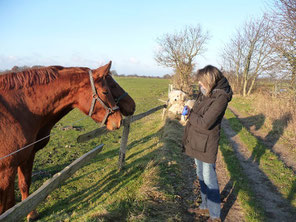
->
[88,70,119,126]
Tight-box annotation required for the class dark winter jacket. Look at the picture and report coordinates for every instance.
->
[182,77,233,163]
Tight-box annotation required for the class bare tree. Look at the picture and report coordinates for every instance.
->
[221,16,273,96]
[268,0,296,91]
[221,30,245,93]
[243,17,274,96]
[155,25,210,93]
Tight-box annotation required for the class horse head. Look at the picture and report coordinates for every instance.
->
[105,73,136,116]
[75,62,122,130]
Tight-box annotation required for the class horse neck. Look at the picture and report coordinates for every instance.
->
[21,68,89,122]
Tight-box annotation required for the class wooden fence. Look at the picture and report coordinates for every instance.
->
[77,104,167,169]
[0,103,167,222]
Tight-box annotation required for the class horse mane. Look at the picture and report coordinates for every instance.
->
[0,66,63,90]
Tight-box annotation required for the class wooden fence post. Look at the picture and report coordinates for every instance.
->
[168,84,173,94]
[118,116,131,170]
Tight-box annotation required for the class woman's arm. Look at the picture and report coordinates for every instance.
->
[188,94,228,130]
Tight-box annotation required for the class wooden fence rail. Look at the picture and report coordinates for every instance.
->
[77,104,167,169]
[0,103,167,221]
[77,104,167,143]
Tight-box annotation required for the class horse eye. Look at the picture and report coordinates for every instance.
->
[103,91,108,95]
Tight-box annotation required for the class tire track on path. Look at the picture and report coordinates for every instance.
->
[228,106,296,174]
[222,118,295,221]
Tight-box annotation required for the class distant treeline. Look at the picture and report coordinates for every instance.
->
[111,70,171,79]
[0,65,43,74]
[0,66,172,79]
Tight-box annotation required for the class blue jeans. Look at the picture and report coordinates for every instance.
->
[195,159,221,219]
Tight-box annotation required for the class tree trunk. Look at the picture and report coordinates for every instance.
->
[247,76,257,96]
[234,63,240,93]
[242,40,255,96]
[242,78,248,97]
[291,66,296,91]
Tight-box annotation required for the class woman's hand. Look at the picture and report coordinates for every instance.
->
[182,106,190,116]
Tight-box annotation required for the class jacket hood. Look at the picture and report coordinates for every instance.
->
[212,76,233,101]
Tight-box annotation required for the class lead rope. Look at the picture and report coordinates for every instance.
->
[0,115,89,161]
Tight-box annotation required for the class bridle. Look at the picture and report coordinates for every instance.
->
[88,70,120,126]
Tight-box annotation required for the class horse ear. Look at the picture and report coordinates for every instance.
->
[93,61,112,79]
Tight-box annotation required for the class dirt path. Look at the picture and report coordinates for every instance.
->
[179,139,245,221]
[216,151,245,221]
[228,106,296,174]
[222,118,295,221]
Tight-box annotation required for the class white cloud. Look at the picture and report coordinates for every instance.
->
[0,53,171,76]
[0,54,62,70]
[0,53,110,70]
[109,57,172,76]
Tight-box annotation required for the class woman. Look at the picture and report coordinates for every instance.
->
[183,65,232,222]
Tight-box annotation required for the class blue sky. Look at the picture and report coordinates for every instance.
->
[0,0,267,75]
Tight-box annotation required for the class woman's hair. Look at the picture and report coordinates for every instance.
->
[196,65,224,96]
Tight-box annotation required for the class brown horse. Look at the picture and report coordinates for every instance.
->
[0,61,135,220]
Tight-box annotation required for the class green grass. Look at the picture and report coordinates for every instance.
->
[225,109,296,209]
[230,96,254,116]
[219,131,266,221]
[16,77,194,221]
[229,95,296,147]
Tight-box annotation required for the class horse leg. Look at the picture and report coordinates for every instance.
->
[17,152,39,221]
[0,167,17,214]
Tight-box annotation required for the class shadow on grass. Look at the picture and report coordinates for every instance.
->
[36,118,195,221]
[237,113,266,131]
[226,110,296,212]
[30,132,160,190]
[222,115,296,220]
[219,131,266,221]
[37,130,162,217]
[220,180,239,221]
[249,113,291,165]
[229,110,293,169]
[288,179,296,206]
